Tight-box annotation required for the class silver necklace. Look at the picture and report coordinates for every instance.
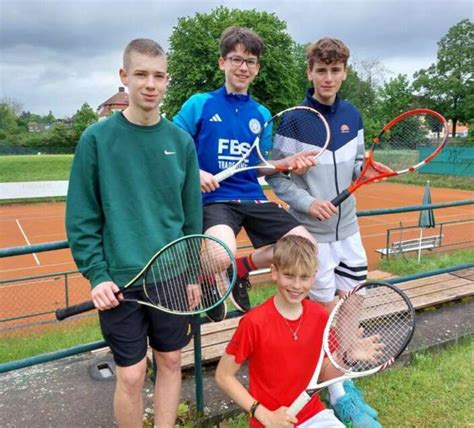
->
[283,311,304,341]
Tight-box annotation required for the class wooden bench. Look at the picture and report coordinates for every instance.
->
[181,317,241,368]
[376,234,443,256]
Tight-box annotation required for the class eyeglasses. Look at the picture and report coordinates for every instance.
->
[225,55,259,69]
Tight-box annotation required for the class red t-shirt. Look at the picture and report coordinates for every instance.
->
[226,297,328,427]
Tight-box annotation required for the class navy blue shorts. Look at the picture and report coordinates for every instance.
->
[98,288,193,367]
[203,201,300,248]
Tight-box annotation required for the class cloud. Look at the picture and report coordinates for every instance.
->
[0,0,470,116]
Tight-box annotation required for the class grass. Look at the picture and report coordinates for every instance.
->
[355,337,473,427]
[0,154,73,182]
[1,154,473,191]
[374,149,418,172]
[377,248,474,276]
[0,317,103,363]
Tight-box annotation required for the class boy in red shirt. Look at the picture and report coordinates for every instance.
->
[216,235,345,427]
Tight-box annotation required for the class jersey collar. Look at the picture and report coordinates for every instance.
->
[304,88,340,114]
[220,85,251,103]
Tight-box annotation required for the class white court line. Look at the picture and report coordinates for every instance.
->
[15,219,40,266]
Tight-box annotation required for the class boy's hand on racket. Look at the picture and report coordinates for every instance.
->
[186,283,202,310]
[200,170,220,193]
[309,199,338,220]
[259,406,298,427]
[363,159,393,179]
[91,281,122,310]
[349,330,385,364]
[273,150,319,175]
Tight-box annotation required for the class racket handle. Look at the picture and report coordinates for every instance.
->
[55,300,96,321]
[288,392,312,416]
[331,189,351,207]
[214,168,235,183]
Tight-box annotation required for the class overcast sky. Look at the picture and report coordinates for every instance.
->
[0,0,471,118]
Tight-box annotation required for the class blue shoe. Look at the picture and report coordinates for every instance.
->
[333,394,382,428]
[343,380,379,419]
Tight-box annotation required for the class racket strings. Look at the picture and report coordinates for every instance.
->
[272,108,329,158]
[142,237,234,313]
[328,286,414,372]
[376,113,445,172]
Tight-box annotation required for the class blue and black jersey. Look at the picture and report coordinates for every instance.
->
[173,86,272,205]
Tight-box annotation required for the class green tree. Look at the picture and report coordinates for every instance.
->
[293,42,311,97]
[43,110,56,125]
[378,74,414,121]
[0,102,18,134]
[413,19,474,136]
[163,7,302,116]
[339,65,381,142]
[73,103,99,136]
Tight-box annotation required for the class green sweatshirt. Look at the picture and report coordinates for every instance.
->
[66,112,202,288]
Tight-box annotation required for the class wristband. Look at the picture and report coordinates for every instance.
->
[249,400,260,418]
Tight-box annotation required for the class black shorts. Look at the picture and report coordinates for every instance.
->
[203,202,300,248]
[98,288,193,367]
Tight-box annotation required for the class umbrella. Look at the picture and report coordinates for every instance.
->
[417,180,436,262]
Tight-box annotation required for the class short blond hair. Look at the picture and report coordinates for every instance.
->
[273,235,318,276]
[123,38,165,70]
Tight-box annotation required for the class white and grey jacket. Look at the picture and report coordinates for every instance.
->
[266,90,364,243]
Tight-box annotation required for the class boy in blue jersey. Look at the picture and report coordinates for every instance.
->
[173,26,317,321]
[267,37,384,428]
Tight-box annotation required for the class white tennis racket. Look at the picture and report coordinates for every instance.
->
[288,281,415,416]
[214,106,330,182]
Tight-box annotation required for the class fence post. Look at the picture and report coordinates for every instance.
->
[192,315,204,413]
[64,273,69,307]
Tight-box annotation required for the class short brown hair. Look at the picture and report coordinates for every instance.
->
[306,37,350,69]
[123,38,165,69]
[273,235,318,276]
[219,26,264,58]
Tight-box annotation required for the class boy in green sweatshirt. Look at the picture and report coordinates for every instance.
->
[66,38,202,427]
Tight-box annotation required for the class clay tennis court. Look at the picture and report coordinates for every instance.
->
[1,182,472,325]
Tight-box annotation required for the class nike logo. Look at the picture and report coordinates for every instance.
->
[164,150,176,155]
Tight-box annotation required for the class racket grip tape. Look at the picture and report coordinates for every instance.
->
[288,392,312,416]
[330,189,351,208]
[214,170,233,183]
[55,300,96,321]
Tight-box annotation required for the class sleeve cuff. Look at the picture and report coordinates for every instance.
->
[86,267,113,289]
[296,195,315,214]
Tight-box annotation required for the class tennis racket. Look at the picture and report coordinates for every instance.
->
[331,108,448,207]
[288,281,415,416]
[56,234,236,320]
[214,106,330,182]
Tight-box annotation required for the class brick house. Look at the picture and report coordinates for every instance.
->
[97,87,129,117]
